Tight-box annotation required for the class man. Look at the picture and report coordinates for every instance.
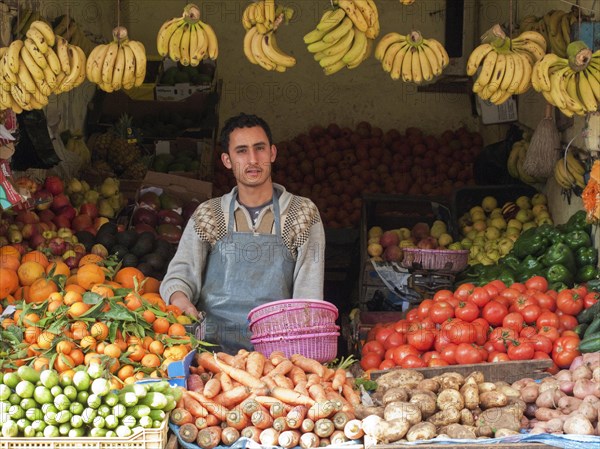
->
[160,113,325,353]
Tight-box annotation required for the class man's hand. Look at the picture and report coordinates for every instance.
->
[169,292,200,319]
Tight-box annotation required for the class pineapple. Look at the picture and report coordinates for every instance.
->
[89,130,114,162]
[107,114,142,173]
[122,161,148,180]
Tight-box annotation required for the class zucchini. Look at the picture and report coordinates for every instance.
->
[575,323,589,337]
[584,316,600,339]
[577,300,600,324]
[578,333,600,353]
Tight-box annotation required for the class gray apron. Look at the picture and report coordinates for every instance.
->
[199,191,295,353]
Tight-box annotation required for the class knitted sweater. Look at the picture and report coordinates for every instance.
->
[160,184,326,306]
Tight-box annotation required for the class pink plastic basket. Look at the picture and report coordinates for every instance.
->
[251,323,340,340]
[248,300,339,334]
[400,248,469,273]
[251,331,339,363]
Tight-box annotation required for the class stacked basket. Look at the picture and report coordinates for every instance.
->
[248,299,340,363]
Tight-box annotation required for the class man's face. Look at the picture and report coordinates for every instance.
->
[221,126,276,188]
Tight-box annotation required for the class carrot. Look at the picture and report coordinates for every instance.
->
[307,400,336,421]
[215,371,233,392]
[300,432,320,449]
[221,426,240,446]
[241,426,262,443]
[246,351,266,378]
[270,401,287,418]
[213,385,251,408]
[262,359,275,375]
[306,373,321,388]
[176,396,185,409]
[278,429,301,448]
[178,423,198,443]
[216,352,235,365]
[319,438,331,447]
[332,411,353,430]
[314,418,335,438]
[289,365,307,386]
[196,352,222,373]
[205,414,220,427]
[341,383,360,407]
[324,389,346,412]
[182,392,209,418]
[261,375,277,391]
[290,354,325,377]
[266,359,293,377]
[301,418,315,433]
[271,386,315,407]
[330,430,349,445]
[202,378,222,399]
[343,419,364,440]
[187,373,205,393]
[272,373,294,389]
[213,355,268,390]
[199,372,212,384]
[308,384,328,403]
[232,350,249,370]
[269,350,286,365]
[285,405,308,429]
[225,408,250,430]
[251,409,274,429]
[323,367,336,382]
[194,417,208,430]
[273,416,289,432]
[294,381,309,397]
[170,408,194,426]
[239,397,266,417]
[259,428,280,446]
[331,368,347,391]
[196,426,222,449]
[189,366,201,374]
[185,390,229,421]
[254,396,289,410]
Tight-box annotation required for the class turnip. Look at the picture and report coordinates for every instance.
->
[563,415,595,435]
[572,379,600,399]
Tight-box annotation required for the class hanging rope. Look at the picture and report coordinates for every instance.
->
[508,0,513,38]
[557,0,596,13]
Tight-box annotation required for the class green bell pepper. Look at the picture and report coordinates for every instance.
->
[498,269,516,287]
[517,255,547,282]
[546,264,574,285]
[499,254,521,271]
[549,281,569,292]
[512,228,550,259]
[536,224,564,243]
[565,210,592,234]
[542,242,576,273]
[576,246,598,267]
[565,230,592,251]
[576,265,599,283]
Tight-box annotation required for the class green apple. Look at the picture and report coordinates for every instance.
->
[473,236,486,247]
[367,243,383,257]
[490,208,504,219]
[536,216,554,225]
[522,221,537,231]
[368,226,383,239]
[470,206,485,216]
[481,196,498,212]
[473,220,487,231]
[516,196,532,210]
[532,204,548,216]
[484,226,501,240]
[505,226,521,238]
[466,229,478,240]
[471,210,486,222]
[535,210,551,221]
[438,233,453,247]
[430,220,447,239]
[490,217,507,230]
[531,193,547,206]
[368,237,381,245]
[460,238,473,249]
[516,209,534,223]
[487,249,500,261]
[507,219,523,230]
[398,227,412,240]
[497,237,514,255]
[448,242,463,250]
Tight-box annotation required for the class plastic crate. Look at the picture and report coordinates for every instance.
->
[0,417,168,449]
[451,184,538,221]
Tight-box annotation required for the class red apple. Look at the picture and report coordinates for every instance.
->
[93,217,109,230]
[51,194,70,212]
[16,210,40,225]
[33,189,53,211]
[48,237,69,256]
[79,203,99,220]
[38,209,55,224]
[64,255,82,270]
[72,243,87,256]
[52,214,71,229]
[71,214,93,232]
[29,233,46,249]
[21,223,42,239]
[56,205,76,221]
[83,226,98,236]
[44,176,64,196]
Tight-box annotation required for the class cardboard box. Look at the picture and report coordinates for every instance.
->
[155,59,217,101]
[123,58,164,101]
[166,349,196,387]
[139,171,212,204]
[153,137,215,181]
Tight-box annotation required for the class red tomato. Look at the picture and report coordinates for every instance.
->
[401,354,427,368]
[360,352,382,370]
[488,352,510,362]
[482,282,500,299]
[482,300,508,327]
[455,343,484,364]
[483,341,495,354]
[417,299,434,319]
[507,340,535,360]
[533,351,551,360]
[392,344,420,366]
[525,276,548,293]
[558,314,578,332]
[383,331,405,350]
[510,295,538,313]
[552,336,581,368]
[433,289,454,302]
[406,328,436,352]
[499,287,521,303]
[430,301,455,324]
[467,287,491,308]
[536,311,560,329]
[511,283,527,293]
[502,312,525,333]
[573,285,588,297]
[362,340,385,358]
[488,327,518,353]
[409,318,436,331]
[393,319,411,334]
[521,304,542,325]
[406,308,420,322]
[454,283,475,301]
[560,330,580,339]
[455,301,480,322]
[447,321,476,344]
[538,326,560,342]
[478,345,488,361]
[520,326,538,339]
[375,326,396,346]
[488,279,507,292]
[422,351,443,364]
[439,343,458,365]
[471,318,490,346]
[530,334,553,354]
[434,331,452,353]
[583,292,599,309]
[378,359,396,370]
[556,290,584,316]
[384,348,395,360]
[428,358,449,367]
[533,292,556,312]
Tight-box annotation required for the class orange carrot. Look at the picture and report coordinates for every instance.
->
[251,409,274,429]
[278,429,301,448]
[272,373,294,389]
[331,368,347,391]
[306,373,321,388]
[301,418,315,433]
[205,414,220,427]
[343,419,364,440]
[322,367,336,382]
[213,385,251,408]
[176,396,185,409]
[273,416,290,432]
[288,365,307,386]
[221,427,240,446]
[259,428,280,446]
[266,359,294,377]
[300,432,320,449]
[314,418,335,438]
[330,430,349,445]
[241,426,262,443]
[202,378,221,399]
[341,383,360,407]
[290,354,325,377]
[269,401,287,418]
[262,359,275,375]
[196,426,222,449]
[179,423,198,443]
[319,437,331,447]
[194,417,208,430]
[215,371,233,392]
[261,375,277,391]
[182,393,209,418]
[332,411,353,430]
[324,389,346,412]
[170,408,194,425]
[285,405,308,429]
[307,400,336,421]
[269,351,286,365]
[308,384,328,403]
[254,396,289,410]
[232,350,249,370]
[185,390,229,421]
[213,355,268,390]
[246,351,266,378]
[294,381,309,397]
[225,408,250,430]
[196,352,222,373]
[216,352,235,365]
[271,386,315,407]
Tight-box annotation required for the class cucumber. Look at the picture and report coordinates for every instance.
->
[574,323,589,337]
[584,316,600,339]
[577,300,600,324]
[579,333,600,353]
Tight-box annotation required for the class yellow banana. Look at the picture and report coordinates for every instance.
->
[549,67,569,110]
[322,59,345,76]
[513,31,547,53]
[22,38,47,70]
[322,28,354,57]
[168,23,186,61]
[56,36,70,74]
[515,53,532,94]
[7,40,23,74]
[19,45,44,80]
[254,1,265,25]
[179,24,192,66]
[427,39,449,69]
[499,53,516,92]
[475,50,498,88]
[374,32,405,61]
[337,0,368,33]
[578,71,598,112]
[319,40,350,68]
[561,71,584,115]
[347,36,371,69]
[44,46,61,75]
[304,28,328,45]
[585,68,600,103]
[417,45,433,82]
[421,41,442,76]
[316,9,345,33]
[26,27,47,53]
[10,84,30,109]
[87,43,108,84]
[353,0,376,28]
[16,57,36,93]
[41,63,57,90]
[264,0,275,26]
[30,20,55,47]
[242,5,253,31]
[200,21,218,60]
[85,44,104,83]
[410,46,423,84]
[126,40,146,87]
[157,17,184,57]
[390,44,410,80]
[401,46,414,82]
[111,45,126,90]
[251,28,275,70]
[322,18,353,44]
[262,32,295,68]
[121,43,136,89]
[243,27,258,65]
[74,45,87,86]
[189,23,200,66]
[466,43,493,76]
[59,45,82,93]
[343,29,368,66]
[101,41,119,85]
[192,23,207,62]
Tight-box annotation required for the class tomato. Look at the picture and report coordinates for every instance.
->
[483,341,495,353]
[406,308,420,322]
[488,352,510,362]
[573,285,588,297]
[434,331,452,353]
[560,330,580,339]
[454,283,475,301]
[521,304,542,324]
[488,327,518,353]
[439,343,458,365]
[430,301,455,324]
[482,300,508,327]
[510,295,538,313]
[583,292,599,309]
[536,311,560,329]
[428,358,449,367]
[393,319,411,334]
[360,352,382,370]
[362,340,385,358]
[375,326,396,346]
[533,292,556,312]
[412,318,436,331]
[502,312,525,333]
[391,344,420,366]
[482,282,500,299]
[471,318,490,346]
[488,279,507,292]
[538,326,560,342]
[552,336,581,368]
[406,328,436,352]
[383,331,405,350]
[384,347,395,360]
[455,343,484,364]
[530,334,553,354]
[447,321,476,344]
[467,287,491,308]
[525,276,548,293]
[378,359,396,370]
[433,289,454,302]
[512,283,527,293]
[421,351,443,364]
[532,351,551,360]
[401,354,427,368]
[520,326,538,339]
[499,287,521,303]
[558,314,578,332]
[556,290,584,316]
[417,299,434,319]
[507,340,535,360]
[455,301,480,322]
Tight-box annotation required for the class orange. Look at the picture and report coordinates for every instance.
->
[127,344,146,362]
[80,336,97,351]
[27,278,58,303]
[46,261,70,277]
[0,254,21,271]
[37,331,56,350]
[141,336,154,350]
[148,340,164,355]
[69,349,84,366]
[117,364,135,382]
[71,320,88,332]
[0,245,21,260]
[166,304,182,316]
[56,340,74,354]
[32,356,50,371]
[90,322,109,341]
[63,290,82,306]
[24,326,42,344]
[77,263,105,289]
[68,302,91,318]
[22,312,40,325]
[114,267,145,290]
[141,353,161,368]
[54,354,75,372]
[124,293,143,311]
[142,277,160,294]
[103,343,122,359]
[152,317,170,334]
[109,376,122,390]
[0,267,19,298]
[114,339,128,352]
[84,352,102,365]
[142,309,156,324]
[72,326,90,340]
[167,323,186,337]
[96,342,106,354]
[47,299,63,313]
[78,254,104,267]
[91,284,113,298]
[21,250,49,268]
[65,283,86,295]
[13,286,29,302]
[17,261,46,286]
[163,345,188,361]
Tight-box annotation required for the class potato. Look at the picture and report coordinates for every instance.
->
[477,405,523,431]
[571,365,592,381]
[409,393,437,418]
[496,385,520,399]
[377,418,412,443]
[563,415,595,435]
[512,378,535,391]
[384,401,422,426]
[382,386,410,405]
[437,389,465,411]
[536,387,564,408]
[520,384,539,403]
[354,405,384,420]
[416,378,440,393]
[558,396,582,415]
[494,381,510,388]
[544,418,564,433]
[460,382,479,410]
[534,407,563,422]
[406,422,436,442]
[459,408,475,426]
[479,391,508,409]
[439,424,477,439]
[494,428,520,437]
[570,401,598,422]
[436,373,464,391]
[476,425,494,437]
[427,407,461,427]
[464,371,485,385]
[376,369,424,392]
[478,382,497,393]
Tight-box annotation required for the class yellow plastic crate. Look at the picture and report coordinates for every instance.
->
[0,418,168,449]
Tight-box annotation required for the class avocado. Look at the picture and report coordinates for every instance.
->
[154,238,174,258]
[142,252,166,271]
[110,244,129,259]
[97,222,118,237]
[75,231,95,252]
[96,232,117,252]
[131,232,155,257]
[136,262,154,277]
[121,253,139,267]
[116,229,138,249]
[159,192,183,210]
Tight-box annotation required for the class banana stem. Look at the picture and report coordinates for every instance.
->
[183,3,201,22]
[569,48,592,72]
[481,24,506,43]
[273,13,284,31]
[408,31,423,46]
[113,26,128,41]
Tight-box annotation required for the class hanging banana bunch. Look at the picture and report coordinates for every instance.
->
[466,24,546,105]
[242,0,296,72]
[375,30,449,83]
[553,150,587,191]
[532,41,600,117]
[304,0,380,75]
[0,20,86,113]
[157,3,218,64]
[86,26,147,93]
[520,8,579,58]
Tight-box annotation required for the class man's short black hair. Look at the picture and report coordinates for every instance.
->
[219,113,273,153]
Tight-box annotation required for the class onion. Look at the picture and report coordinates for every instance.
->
[559,381,575,395]
[554,370,573,382]
[569,356,584,370]
[571,365,592,381]
[582,353,600,370]
[524,403,538,419]
[572,379,600,399]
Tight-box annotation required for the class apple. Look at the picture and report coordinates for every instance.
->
[29,232,46,249]
[50,193,71,212]
[71,214,93,232]
[531,193,547,206]
[481,196,498,212]
[380,230,399,248]
[64,254,82,269]
[83,226,98,236]
[516,196,532,210]
[383,245,402,262]
[367,243,383,257]
[57,227,73,239]
[368,226,383,239]
[79,203,99,220]
[48,237,69,256]
[56,205,77,222]
[38,209,55,224]
[52,214,71,230]
[44,176,64,196]
[72,243,87,256]
[93,217,110,230]
[16,210,40,225]
[21,223,40,239]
